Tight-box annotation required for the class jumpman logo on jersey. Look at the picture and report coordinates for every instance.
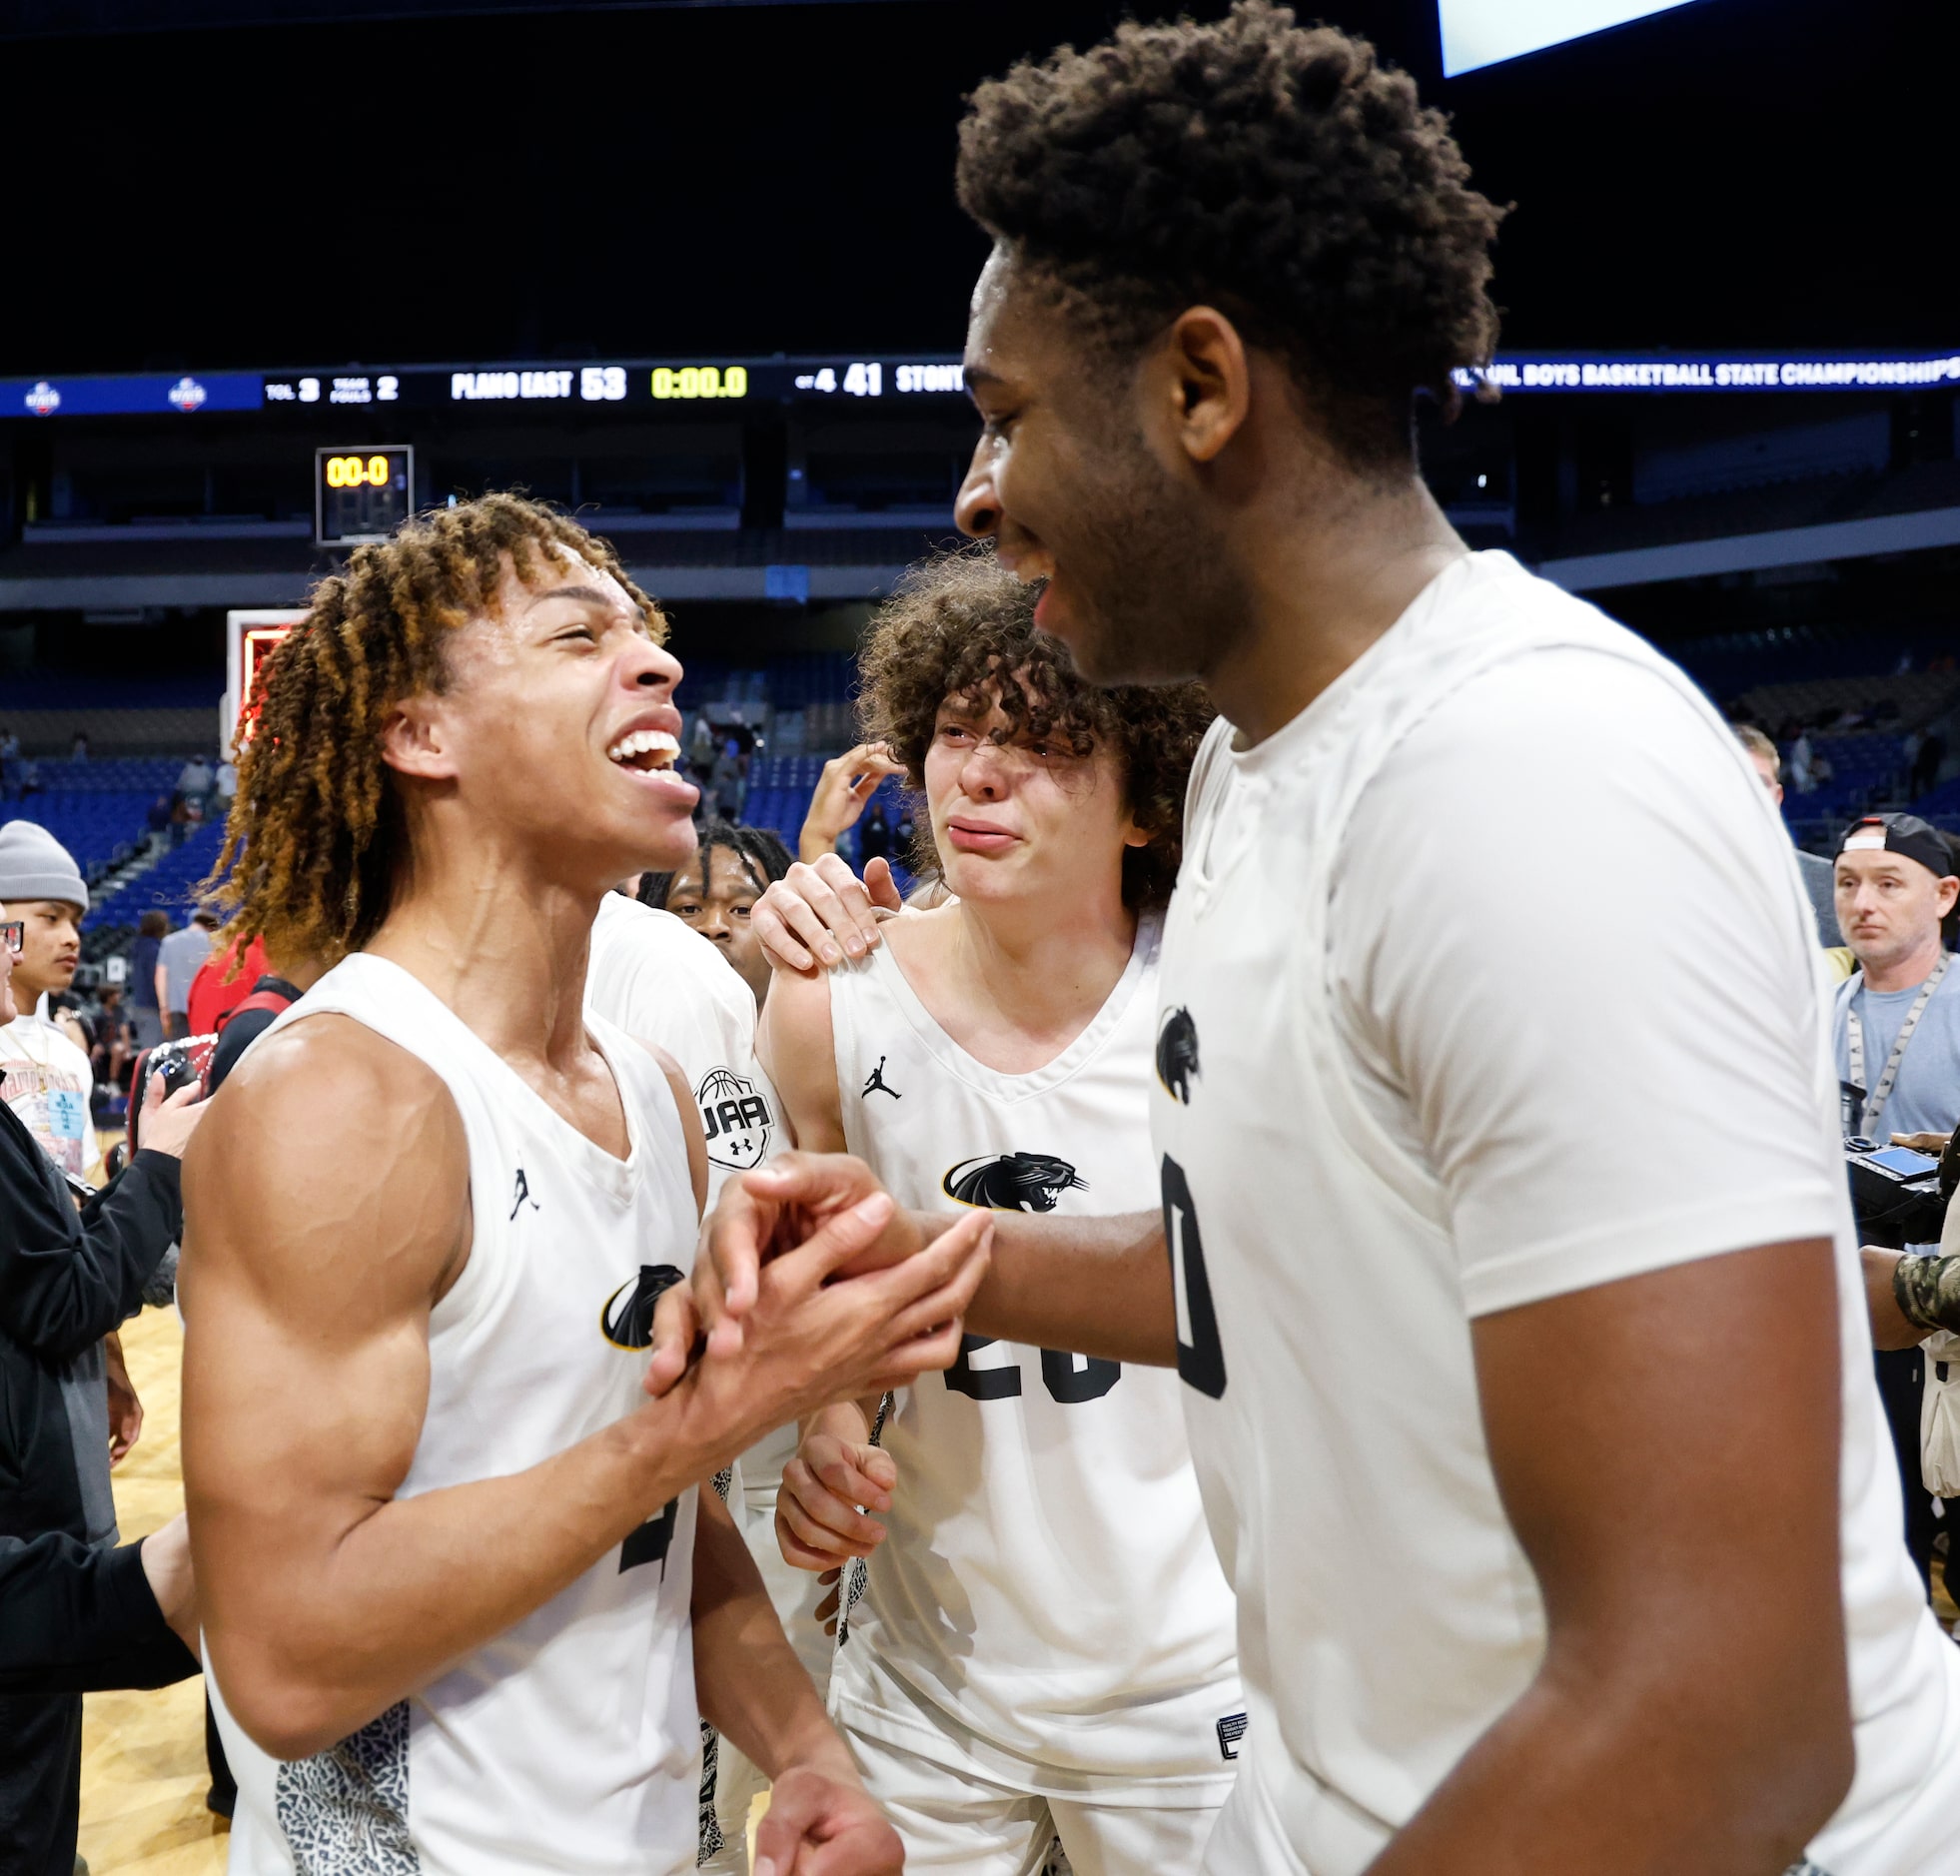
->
[861,1056,901,1101]
[509,1168,539,1219]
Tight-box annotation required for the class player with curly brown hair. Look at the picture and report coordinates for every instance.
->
[674,9,1960,1875]
[177,493,994,1876]
[750,551,1234,1874]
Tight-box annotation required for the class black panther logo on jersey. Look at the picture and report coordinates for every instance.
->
[1156,1008,1200,1105]
[1216,1712,1248,1761]
[942,1153,1087,1212]
[696,1066,773,1171]
[600,1263,686,1350]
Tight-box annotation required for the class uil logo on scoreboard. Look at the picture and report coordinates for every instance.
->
[697,1066,774,1171]
[1156,1007,1200,1105]
[943,1153,1087,1213]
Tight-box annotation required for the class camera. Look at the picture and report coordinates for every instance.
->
[1845,1138,1948,1245]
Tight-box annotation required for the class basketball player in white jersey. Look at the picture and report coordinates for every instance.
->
[662,11,1960,1874]
[178,494,992,1876]
[584,872,825,1870]
[755,554,1237,1876]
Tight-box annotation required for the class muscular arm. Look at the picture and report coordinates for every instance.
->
[1369,1238,1852,1876]
[691,1488,847,1776]
[185,1016,992,1761]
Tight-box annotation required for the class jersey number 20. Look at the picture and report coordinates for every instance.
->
[946,1338,1121,1404]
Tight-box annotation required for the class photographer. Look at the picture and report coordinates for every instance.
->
[1,904,206,1876]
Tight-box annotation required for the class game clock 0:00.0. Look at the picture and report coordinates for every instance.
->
[650,365,746,400]
[316,446,414,545]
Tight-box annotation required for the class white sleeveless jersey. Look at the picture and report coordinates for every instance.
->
[826,916,1242,1799]
[1157,550,1960,1875]
[211,953,705,1876]
[582,893,800,1512]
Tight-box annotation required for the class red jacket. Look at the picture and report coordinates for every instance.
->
[185,936,267,1039]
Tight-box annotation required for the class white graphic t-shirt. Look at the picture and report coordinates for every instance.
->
[0,1012,95,1179]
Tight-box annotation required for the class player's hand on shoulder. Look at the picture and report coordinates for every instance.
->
[777,1410,896,1571]
[752,1758,903,1876]
[753,853,902,976]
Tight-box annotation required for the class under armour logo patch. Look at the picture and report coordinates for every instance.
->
[1217,1712,1248,1761]
[509,1168,539,1219]
[862,1056,901,1100]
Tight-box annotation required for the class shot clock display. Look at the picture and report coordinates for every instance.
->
[316,446,413,545]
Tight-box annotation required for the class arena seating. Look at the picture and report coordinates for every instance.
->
[84,821,228,934]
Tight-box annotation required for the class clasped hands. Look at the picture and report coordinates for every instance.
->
[640,1151,988,1441]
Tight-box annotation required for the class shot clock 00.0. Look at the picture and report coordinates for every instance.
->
[316,445,413,546]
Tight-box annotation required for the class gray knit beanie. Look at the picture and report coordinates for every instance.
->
[0,820,90,913]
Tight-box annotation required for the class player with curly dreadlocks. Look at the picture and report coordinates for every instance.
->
[177,493,992,1876]
[673,10,1960,1875]
[745,550,1234,1875]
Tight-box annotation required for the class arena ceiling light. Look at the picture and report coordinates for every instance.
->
[1439,0,1712,77]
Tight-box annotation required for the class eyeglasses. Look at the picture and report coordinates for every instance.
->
[0,922,22,957]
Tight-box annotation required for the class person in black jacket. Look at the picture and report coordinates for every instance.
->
[1,907,206,1876]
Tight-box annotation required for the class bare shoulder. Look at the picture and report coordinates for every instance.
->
[184,1013,470,1308]
[757,955,835,1063]
[756,961,844,1151]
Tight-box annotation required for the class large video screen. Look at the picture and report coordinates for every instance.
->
[1439,0,1707,76]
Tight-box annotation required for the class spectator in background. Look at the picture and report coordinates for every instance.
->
[0,729,17,801]
[186,929,269,1038]
[1735,724,1840,952]
[87,987,135,1121]
[0,729,17,761]
[156,911,217,1040]
[175,752,213,802]
[214,755,238,810]
[1789,727,1816,794]
[0,823,96,1184]
[128,910,167,1052]
[0,905,206,1876]
[68,731,87,764]
[639,823,793,1011]
[1834,813,1960,1142]
[1915,729,1947,800]
[1834,812,1960,1590]
[796,740,905,865]
[857,798,892,869]
[145,793,172,838]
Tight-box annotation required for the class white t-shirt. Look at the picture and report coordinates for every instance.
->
[0,1011,95,1179]
[584,893,795,1508]
[1156,549,1960,1875]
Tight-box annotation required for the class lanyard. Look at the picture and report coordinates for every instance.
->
[1846,952,1950,1136]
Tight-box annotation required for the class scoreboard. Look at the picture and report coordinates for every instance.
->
[316,446,413,545]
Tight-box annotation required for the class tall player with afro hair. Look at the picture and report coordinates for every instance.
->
[685,8,1960,1874]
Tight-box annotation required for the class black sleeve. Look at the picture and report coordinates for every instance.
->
[0,1106,183,1362]
[0,1529,200,1694]
[206,1006,278,1096]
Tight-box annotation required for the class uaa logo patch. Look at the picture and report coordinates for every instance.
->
[697,1065,773,1171]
